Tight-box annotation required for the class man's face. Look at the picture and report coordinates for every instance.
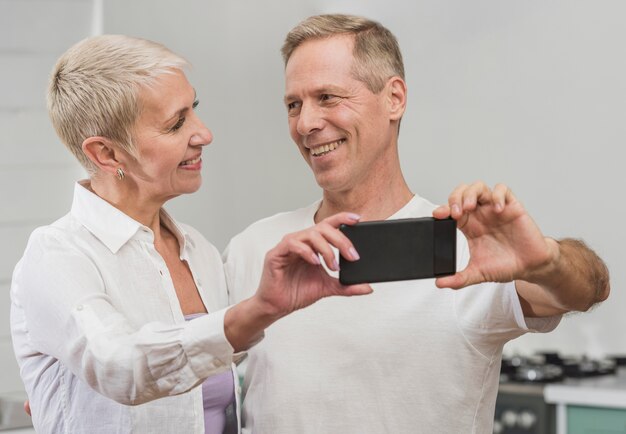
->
[284,35,398,194]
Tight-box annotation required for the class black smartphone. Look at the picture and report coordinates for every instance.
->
[338,217,456,285]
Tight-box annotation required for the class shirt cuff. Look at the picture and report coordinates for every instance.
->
[182,307,236,377]
[509,281,562,333]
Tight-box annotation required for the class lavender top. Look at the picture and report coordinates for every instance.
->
[185,313,236,433]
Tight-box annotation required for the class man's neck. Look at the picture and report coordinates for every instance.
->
[315,175,413,223]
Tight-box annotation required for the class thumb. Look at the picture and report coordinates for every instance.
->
[435,269,475,289]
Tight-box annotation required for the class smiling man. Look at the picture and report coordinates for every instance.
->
[224,14,610,434]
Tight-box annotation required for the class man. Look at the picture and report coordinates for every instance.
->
[224,14,610,434]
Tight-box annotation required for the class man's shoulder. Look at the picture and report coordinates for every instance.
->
[228,201,319,253]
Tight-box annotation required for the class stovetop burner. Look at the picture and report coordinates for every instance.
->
[500,352,618,384]
[496,353,626,434]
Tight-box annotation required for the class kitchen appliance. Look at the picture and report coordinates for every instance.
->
[493,353,623,434]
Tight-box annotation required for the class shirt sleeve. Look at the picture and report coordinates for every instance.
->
[13,229,235,406]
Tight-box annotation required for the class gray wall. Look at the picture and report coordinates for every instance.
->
[0,0,92,397]
[1,0,624,397]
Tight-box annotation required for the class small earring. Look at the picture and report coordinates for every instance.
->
[116,168,125,180]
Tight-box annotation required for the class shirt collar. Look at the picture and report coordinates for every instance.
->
[70,180,195,253]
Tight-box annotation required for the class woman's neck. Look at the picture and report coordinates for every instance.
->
[87,177,164,234]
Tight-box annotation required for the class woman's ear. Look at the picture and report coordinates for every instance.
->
[386,76,407,121]
[82,137,125,175]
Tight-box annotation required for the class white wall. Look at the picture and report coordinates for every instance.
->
[0,0,91,399]
[1,0,624,398]
[104,0,626,357]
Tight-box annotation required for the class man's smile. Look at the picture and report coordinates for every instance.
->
[309,139,345,157]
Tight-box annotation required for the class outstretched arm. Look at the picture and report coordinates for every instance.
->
[432,181,609,317]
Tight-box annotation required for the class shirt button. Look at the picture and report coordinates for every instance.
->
[159,270,163,276]
[76,304,84,311]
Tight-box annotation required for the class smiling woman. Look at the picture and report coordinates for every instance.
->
[104,70,211,207]
[9,35,372,434]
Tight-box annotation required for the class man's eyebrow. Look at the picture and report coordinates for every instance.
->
[283,85,346,104]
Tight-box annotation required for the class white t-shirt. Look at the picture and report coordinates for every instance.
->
[11,181,241,434]
[224,195,560,434]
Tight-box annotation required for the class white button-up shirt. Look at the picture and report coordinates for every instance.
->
[10,181,241,433]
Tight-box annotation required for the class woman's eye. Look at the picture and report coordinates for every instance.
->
[170,117,185,132]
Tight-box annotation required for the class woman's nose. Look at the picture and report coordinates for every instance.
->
[190,113,213,147]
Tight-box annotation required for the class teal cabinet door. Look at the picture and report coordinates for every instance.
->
[567,405,626,433]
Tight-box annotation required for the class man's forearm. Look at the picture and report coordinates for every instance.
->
[526,238,610,312]
[559,238,610,308]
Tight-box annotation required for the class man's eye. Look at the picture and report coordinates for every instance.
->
[320,94,337,102]
[170,117,185,132]
[287,101,301,111]
[192,100,199,109]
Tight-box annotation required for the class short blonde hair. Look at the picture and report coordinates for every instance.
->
[47,35,189,174]
[281,14,404,94]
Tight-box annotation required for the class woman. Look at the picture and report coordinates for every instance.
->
[10,35,371,434]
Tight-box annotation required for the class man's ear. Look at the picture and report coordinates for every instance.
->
[81,136,125,176]
[386,76,407,121]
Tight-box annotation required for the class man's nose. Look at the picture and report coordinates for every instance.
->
[296,103,324,136]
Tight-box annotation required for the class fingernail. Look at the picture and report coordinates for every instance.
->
[495,202,503,212]
[348,213,361,221]
[451,204,460,215]
[312,254,321,265]
[333,259,340,271]
[349,247,360,260]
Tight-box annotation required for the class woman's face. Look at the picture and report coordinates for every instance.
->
[124,70,212,203]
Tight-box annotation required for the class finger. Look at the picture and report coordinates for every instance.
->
[448,183,469,219]
[492,183,509,212]
[24,400,31,416]
[275,236,321,266]
[340,283,374,296]
[312,220,360,262]
[432,204,451,219]
[320,211,361,228]
[436,265,484,289]
[463,181,491,212]
[299,229,340,271]
[322,276,374,296]
[435,271,471,289]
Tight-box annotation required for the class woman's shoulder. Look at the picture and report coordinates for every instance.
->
[14,214,99,283]
[26,214,86,248]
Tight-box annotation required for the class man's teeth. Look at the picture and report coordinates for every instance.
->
[180,157,201,166]
[310,140,342,156]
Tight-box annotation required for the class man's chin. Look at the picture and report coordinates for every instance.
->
[314,174,348,193]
